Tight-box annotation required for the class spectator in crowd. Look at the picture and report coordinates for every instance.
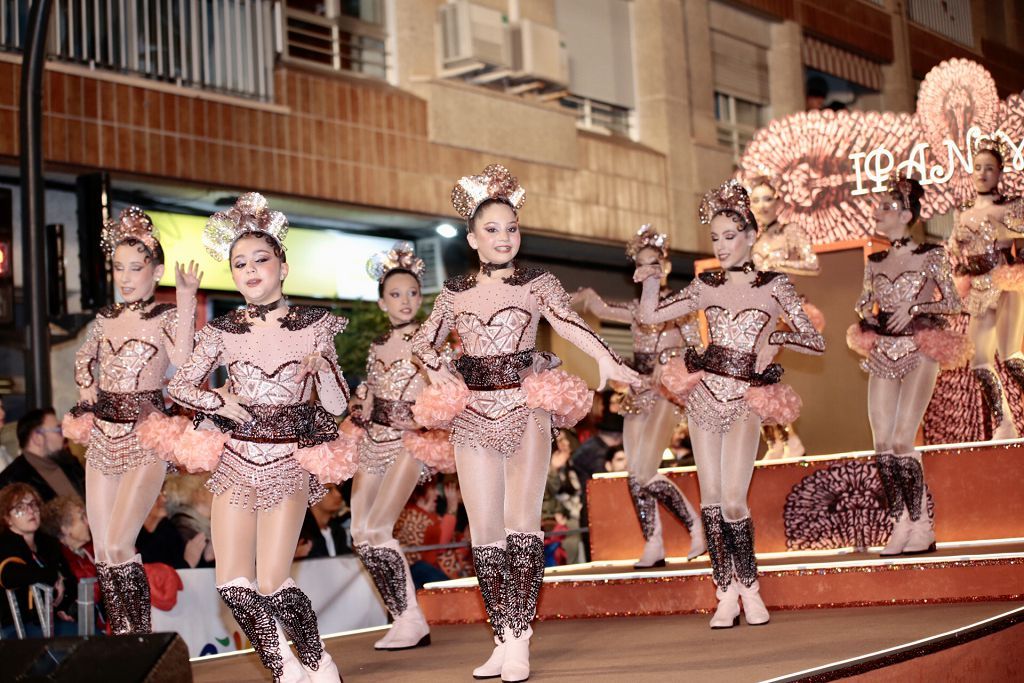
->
[0,408,86,502]
[669,421,694,467]
[543,429,582,563]
[0,483,78,637]
[574,392,606,444]
[41,494,106,632]
[135,490,206,570]
[571,400,624,561]
[0,397,13,471]
[604,447,628,472]
[296,482,353,559]
[394,478,471,586]
[164,475,215,568]
[806,75,829,110]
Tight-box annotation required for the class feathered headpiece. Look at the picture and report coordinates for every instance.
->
[971,133,1011,166]
[625,224,669,261]
[203,193,289,261]
[885,172,923,212]
[450,164,526,220]
[366,241,426,283]
[101,207,160,257]
[699,179,756,231]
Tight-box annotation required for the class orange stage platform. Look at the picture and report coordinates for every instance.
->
[587,440,1024,561]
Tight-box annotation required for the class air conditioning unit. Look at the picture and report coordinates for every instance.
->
[439,0,511,70]
[510,19,569,86]
[414,236,447,294]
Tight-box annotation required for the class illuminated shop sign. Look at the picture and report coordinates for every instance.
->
[151,211,395,301]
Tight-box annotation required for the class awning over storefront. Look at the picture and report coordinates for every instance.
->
[802,36,884,90]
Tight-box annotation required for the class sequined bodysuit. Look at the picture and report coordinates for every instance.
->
[641,271,824,433]
[412,266,620,457]
[585,293,701,415]
[357,325,428,475]
[751,221,820,275]
[168,306,349,511]
[855,243,961,379]
[950,199,1024,314]
[75,299,195,475]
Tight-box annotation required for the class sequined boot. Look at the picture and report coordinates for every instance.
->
[107,554,152,633]
[356,540,431,650]
[645,473,706,560]
[628,475,665,568]
[725,517,768,625]
[501,530,544,683]
[266,579,341,682]
[761,425,785,460]
[973,366,1009,436]
[1004,354,1024,392]
[898,456,935,555]
[217,578,291,682]
[702,505,738,629]
[471,540,508,680]
[875,452,910,556]
[95,561,130,635]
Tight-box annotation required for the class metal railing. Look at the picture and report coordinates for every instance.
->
[1,578,97,639]
[558,94,634,139]
[0,0,277,99]
[280,4,385,79]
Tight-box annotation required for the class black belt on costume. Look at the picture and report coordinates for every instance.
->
[371,397,415,428]
[685,345,781,386]
[94,389,165,423]
[455,350,534,390]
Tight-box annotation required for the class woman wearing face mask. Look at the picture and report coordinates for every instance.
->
[748,177,821,459]
[169,193,350,683]
[949,142,1024,439]
[637,179,825,629]
[67,207,200,635]
[574,225,705,569]
[411,165,641,682]
[847,175,964,556]
[348,242,446,652]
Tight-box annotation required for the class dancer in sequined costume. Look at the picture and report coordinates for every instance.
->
[574,225,705,569]
[169,194,346,682]
[749,177,821,459]
[852,176,962,556]
[949,142,1024,439]
[638,180,824,629]
[349,242,433,651]
[72,207,201,634]
[411,165,640,682]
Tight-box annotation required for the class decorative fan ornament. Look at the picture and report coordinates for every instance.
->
[740,109,918,243]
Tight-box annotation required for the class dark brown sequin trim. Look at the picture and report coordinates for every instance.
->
[279,305,330,331]
[699,270,727,287]
[628,476,657,540]
[355,543,410,617]
[725,517,758,588]
[471,544,508,640]
[896,456,925,522]
[973,367,1005,427]
[141,303,176,320]
[201,402,339,447]
[455,350,534,390]
[504,265,545,286]
[94,389,165,423]
[632,352,657,376]
[752,270,783,288]
[646,478,695,530]
[266,583,326,671]
[702,505,732,588]
[96,562,130,635]
[217,583,284,680]
[370,397,415,428]
[874,453,904,520]
[504,531,544,639]
[445,273,478,292]
[107,558,152,633]
[688,345,782,386]
[209,309,253,334]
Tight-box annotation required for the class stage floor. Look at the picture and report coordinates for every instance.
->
[191,600,1021,682]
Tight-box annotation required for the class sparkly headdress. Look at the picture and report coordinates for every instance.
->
[366,241,426,283]
[699,179,756,231]
[203,192,289,261]
[625,224,669,261]
[885,172,921,212]
[450,164,526,220]
[971,133,1010,166]
[101,206,160,256]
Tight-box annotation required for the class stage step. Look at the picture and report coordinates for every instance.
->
[418,540,1024,624]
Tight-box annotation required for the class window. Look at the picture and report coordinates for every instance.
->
[715,92,765,162]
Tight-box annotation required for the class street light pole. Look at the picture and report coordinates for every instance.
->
[19,0,55,409]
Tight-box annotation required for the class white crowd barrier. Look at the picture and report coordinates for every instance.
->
[151,556,388,657]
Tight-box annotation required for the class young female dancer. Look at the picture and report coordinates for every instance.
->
[349,242,437,651]
[169,193,349,682]
[848,175,965,555]
[949,142,1024,439]
[575,225,705,568]
[411,165,640,681]
[748,177,821,459]
[69,207,200,634]
[638,180,824,628]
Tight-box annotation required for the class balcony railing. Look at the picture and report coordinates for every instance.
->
[907,0,973,47]
[559,95,634,139]
[1,0,277,99]
[281,4,386,80]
